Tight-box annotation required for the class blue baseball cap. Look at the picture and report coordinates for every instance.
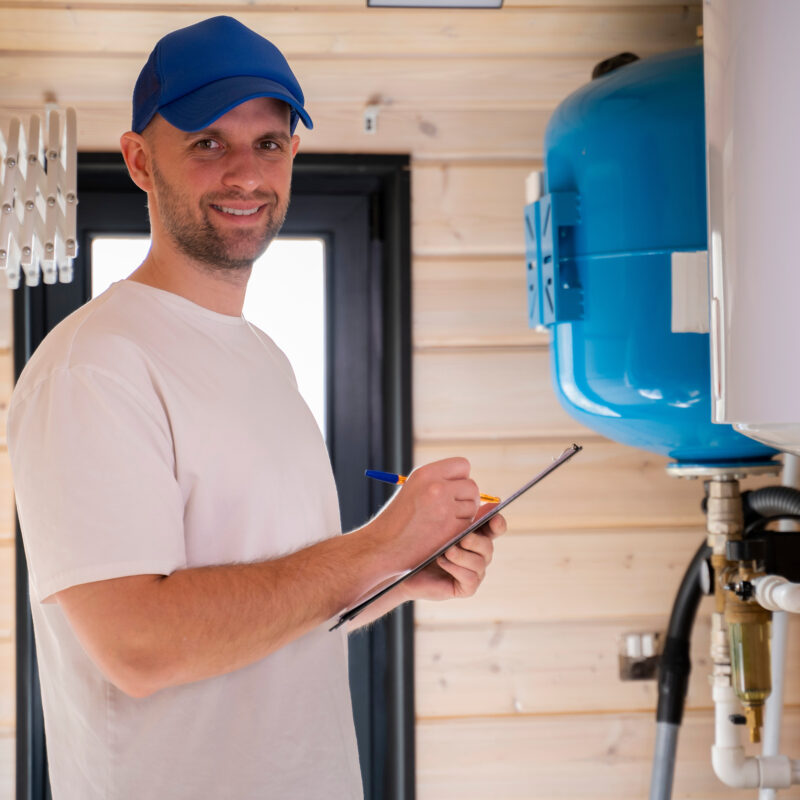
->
[132,16,312,135]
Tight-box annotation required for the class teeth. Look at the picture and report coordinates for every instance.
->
[216,205,260,216]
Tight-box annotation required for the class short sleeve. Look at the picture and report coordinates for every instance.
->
[8,366,187,603]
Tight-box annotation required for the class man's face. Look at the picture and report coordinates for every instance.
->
[144,97,299,272]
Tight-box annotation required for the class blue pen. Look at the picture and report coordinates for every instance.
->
[365,469,500,503]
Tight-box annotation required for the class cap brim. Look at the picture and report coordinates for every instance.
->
[158,75,313,133]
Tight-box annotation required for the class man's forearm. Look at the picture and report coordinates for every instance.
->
[346,583,411,632]
[60,524,395,697]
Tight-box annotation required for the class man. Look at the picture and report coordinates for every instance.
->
[8,16,505,799]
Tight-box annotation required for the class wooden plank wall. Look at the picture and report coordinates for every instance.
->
[2,1,798,798]
[0,285,15,792]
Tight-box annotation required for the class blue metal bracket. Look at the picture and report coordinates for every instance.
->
[524,191,583,327]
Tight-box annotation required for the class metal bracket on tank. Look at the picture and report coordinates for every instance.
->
[524,191,583,327]
[665,460,781,480]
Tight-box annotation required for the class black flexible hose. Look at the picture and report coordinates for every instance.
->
[743,486,800,518]
[741,486,800,583]
[656,540,712,725]
[745,514,800,537]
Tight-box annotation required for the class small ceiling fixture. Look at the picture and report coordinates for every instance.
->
[368,0,502,7]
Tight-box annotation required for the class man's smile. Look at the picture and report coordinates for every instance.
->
[210,203,265,218]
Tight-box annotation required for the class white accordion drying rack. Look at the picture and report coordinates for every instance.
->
[0,108,78,289]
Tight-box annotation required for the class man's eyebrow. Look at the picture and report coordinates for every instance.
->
[256,130,292,144]
[181,128,291,144]
[182,128,222,140]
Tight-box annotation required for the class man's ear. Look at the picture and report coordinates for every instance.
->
[119,131,154,193]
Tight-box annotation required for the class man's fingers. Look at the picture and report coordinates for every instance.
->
[453,478,480,501]
[483,513,507,538]
[471,505,506,539]
[454,499,480,519]
[435,456,471,480]
[455,531,494,561]
[411,456,471,482]
[437,551,484,596]
[447,534,493,572]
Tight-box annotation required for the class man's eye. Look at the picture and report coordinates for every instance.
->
[259,140,279,151]
[195,139,220,150]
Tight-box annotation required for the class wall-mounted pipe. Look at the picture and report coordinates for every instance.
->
[712,683,799,789]
[760,453,799,800]
[754,576,800,614]
[759,610,789,800]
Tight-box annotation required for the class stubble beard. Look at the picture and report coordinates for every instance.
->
[151,160,289,273]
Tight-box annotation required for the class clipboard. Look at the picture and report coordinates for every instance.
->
[330,443,582,631]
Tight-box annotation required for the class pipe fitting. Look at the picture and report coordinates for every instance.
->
[758,756,794,789]
[754,575,800,614]
[712,749,794,790]
[711,745,760,789]
[712,683,796,789]
[707,479,745,539]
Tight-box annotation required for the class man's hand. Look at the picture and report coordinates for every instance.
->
[365,457,484,574]
[399,503,507,602]
[347,496,508,629]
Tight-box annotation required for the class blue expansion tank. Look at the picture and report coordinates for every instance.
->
[524,47,775,464]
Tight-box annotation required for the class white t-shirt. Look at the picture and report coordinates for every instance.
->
[7,280,363,800]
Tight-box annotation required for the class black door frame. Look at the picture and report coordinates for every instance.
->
[13,153,414,800]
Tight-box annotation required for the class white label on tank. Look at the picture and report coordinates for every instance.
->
[671,250,709,333]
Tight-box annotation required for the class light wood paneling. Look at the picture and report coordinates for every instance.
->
[414,347,586,441]
[415,527,710,624]
[0,456,14,541]
[0,544,13,637]
[413,257,547,348]
[416,613,800,717]
[9,0,702,7]
[0,725,12,799]
[304,107,550,160]
[417,709,800,800]
[0,350,12,447]
[0,7,701,58]
[0,291,12,352]
[506,0,701,6]
[413,162,537,256]
[0,103,552,159]
[0,55,596,109]
[0,641,14,728]
[414,440,779,531]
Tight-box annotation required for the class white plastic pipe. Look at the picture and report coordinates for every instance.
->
[712,683,760,788]
[711,684,796,789]
[759,449,800,800]
[760,610,789,800]
[754,576,800,614]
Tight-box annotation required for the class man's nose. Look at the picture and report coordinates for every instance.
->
[220,148,261,193]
